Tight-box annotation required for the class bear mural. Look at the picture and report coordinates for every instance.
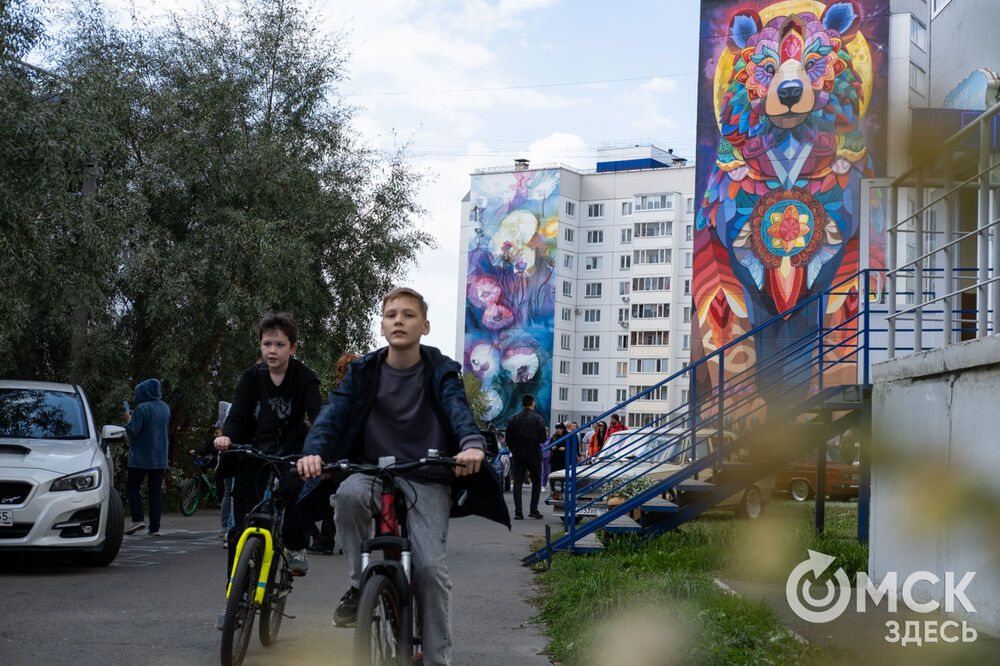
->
[693,0,887,406]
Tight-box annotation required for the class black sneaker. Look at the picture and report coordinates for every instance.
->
[528,511,544,519]
[514,512,524,520]
[333,587,360,627]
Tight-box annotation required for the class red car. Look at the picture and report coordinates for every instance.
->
[776,444,859,502]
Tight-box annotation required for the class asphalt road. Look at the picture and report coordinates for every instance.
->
[1,494,555,666]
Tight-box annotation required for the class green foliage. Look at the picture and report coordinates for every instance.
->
[0,0,431,460]
[600,474,653,500]
[536,500,867,665]
[462,372,490,429]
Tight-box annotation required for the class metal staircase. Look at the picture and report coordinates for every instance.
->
[524,270,875,565]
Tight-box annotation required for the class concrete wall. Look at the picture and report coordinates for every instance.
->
[870,336,1000,635]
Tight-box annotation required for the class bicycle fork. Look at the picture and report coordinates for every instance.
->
[228,527,275,605]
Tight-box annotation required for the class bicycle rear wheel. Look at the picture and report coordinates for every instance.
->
[221,535,264,666]
[179,479,201,516]
[259,552,291,646]
[353,574,407,666]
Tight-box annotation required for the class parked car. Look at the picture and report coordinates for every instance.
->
[0,380,126,565]
[546,428,773,519]
[775,443,859,502]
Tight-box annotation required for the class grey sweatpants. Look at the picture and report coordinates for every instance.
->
[335,473,453,666]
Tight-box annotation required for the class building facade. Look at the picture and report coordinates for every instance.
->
[457,146,695,430]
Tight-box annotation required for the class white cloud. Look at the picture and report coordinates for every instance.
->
[526,132,593,170]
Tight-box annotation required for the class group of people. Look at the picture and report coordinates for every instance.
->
[119,287,507,666]
[501,406,628,520]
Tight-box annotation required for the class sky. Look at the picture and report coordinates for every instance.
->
[98,0,705,354]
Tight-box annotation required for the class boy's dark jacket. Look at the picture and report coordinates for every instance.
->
[300,345,510,529]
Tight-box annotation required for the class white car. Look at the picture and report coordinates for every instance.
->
[0,380,126,565]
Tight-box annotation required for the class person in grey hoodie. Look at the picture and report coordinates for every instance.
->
[124,378,171,535]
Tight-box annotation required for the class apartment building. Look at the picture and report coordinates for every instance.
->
[457,145,695,430]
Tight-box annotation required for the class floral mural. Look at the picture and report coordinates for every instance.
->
[464,169,559,427]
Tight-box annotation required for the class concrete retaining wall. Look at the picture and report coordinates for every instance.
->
[871,336,1000,636]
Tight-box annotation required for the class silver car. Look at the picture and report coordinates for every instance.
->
[0,380,126,565]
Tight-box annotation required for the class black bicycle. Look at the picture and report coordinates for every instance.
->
[334,451,463,666]
[218,446,306,666]
[179,454,219,516]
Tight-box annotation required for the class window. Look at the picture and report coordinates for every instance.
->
[619,254,631,270]
[585,256,602,270]
[559,360,570,374]
[558,387,569,401]
[562,281,572,296]
[680,389,689,404]
[560,333,571,350]
[683,306,691,323]
[616,361,627,377]
[617,334,629,350]
[565,201,576,217]
[910,17,926,50]
[683,279,691,295]
[633,221,672,238]
[616,389,627,403]
[581,388,599,403]
[581,362,599,376]
[619,280,630,295]
[584,308,601,322]
[685,252,692,268]
[617,308,629,322]
[630,330,670,346]
[631,303,671,319]
[632,276,670,292]
[630,358,668,373]
[629,385,666,401]
[620,228,632,243]
[634,194,673,211]
[585,282,602,298]
[563,254,574,269]
[583,335,600,351]
[686,196,694,214]
[909,62,926,95]
[564,228,574,242]
[682,334,690,350]
[586,230,604,244]
[629,413,665,428]
[633,248,672,265]
[685,224,693,241]
[562,307,572,321]
[621,201,633,216]
[587,203,605,218]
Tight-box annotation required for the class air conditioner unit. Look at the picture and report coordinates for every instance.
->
[622,295,630,302]
[618,321,629,328]
[573,308,582,315]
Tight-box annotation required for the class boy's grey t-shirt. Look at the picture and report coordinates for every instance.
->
[363,360,452,484]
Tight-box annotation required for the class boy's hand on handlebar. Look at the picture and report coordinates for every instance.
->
[298,454,325,479]
[214,436,231,451]
[453,447,484,477]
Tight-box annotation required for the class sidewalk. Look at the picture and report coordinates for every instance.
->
[720,578,999,665]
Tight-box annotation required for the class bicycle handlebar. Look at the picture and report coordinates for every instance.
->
[331,455,463,477]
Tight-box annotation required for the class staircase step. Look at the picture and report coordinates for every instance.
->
[640,498,679,513]
[571,533,604,552]
[602,515,642,533]
[678,479,714,492]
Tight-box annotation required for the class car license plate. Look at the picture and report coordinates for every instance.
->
[576,506,606,517]
[0,509,13,527]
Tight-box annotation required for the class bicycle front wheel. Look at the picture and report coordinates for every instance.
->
[179,479,201,516]
[221,535,264,666]
[353,574,406,666]
[259,551,291,646]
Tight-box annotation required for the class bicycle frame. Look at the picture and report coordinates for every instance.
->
[227,470,285,606]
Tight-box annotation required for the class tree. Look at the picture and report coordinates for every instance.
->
[0,0,431,459]
[462,372,491,430]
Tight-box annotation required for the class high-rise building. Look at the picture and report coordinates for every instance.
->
[457,145,694,430]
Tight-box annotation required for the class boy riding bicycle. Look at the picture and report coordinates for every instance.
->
[297,287,508,666]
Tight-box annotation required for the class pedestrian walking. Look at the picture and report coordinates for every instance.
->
[124,378,171,536]
[506,394,546,519]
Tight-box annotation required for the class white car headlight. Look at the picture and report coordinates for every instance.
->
[50,467,102,492]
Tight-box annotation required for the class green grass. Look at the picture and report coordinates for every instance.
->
[534,498,867,665]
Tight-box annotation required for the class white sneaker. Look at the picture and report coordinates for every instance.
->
[124,521,145,535]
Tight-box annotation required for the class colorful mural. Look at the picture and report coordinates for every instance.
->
[464,170,559,427]
[693,0,888,401]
